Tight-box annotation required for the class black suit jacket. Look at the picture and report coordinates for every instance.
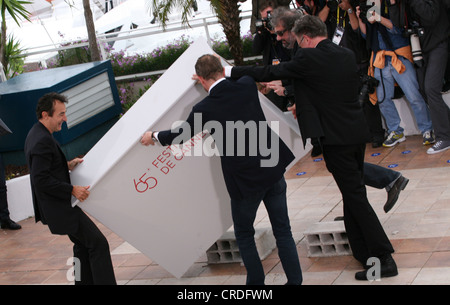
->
[158,76,295,200]
[231,39,370,147]
[24,122,79,235]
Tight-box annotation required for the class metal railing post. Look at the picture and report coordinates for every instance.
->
[202,17,212,47]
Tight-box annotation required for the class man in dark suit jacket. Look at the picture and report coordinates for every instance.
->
[252,3,293,111]
[24,92,116,285]
[0,119,21,230]
[140,54,303,285]
[226,15,398,281]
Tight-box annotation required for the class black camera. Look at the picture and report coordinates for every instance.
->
[358,0,376,23]
[359,75,379,105]
[296,5,313,15]
[255,11,273,32]
[403,21,425,37]
[404,27,424,37]
[295,0,313,14]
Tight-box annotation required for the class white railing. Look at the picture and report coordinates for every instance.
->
[114,55,263,82]
[20,9,254,67]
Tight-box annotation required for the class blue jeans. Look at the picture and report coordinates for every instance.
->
[230,177,302,285]
[363,162,401,191]
[375,56,433,134]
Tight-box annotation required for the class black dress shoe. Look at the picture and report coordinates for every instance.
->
[371,135,385,148]
[355,254,398,281]
[384,175,409,213]
[0,219,22,230]
[310,144,322,157]
[372,139,384,148]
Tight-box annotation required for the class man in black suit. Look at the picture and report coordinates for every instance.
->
[0,119,21,230]
[0,155,22,230]
[252,2,293,111]
[24,92,116,285]
[225,15,397,281]
[140,54,302,285]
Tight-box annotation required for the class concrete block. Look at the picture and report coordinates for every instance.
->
[303,221,352,257]
[206,228,276,264]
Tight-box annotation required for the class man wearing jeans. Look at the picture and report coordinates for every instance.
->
[225,15,398,281]
[357,2,435,147]
[373,55,434,147]
[141,55,302,285]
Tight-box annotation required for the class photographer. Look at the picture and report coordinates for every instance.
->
[250,0,291,34]
[295,0,319,15]
[357,0,434,148]
[253,1,293,111]
[389,0,450,154]
[340,0,386,147]
[302,0,385,147]
[253,1,290,64]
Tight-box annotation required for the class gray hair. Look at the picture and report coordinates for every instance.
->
[292,14,327,38]
[270,7,304,31]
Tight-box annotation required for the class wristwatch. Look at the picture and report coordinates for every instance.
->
[283,88,288,96]
[347,8,353,14]
[151,131,158,143]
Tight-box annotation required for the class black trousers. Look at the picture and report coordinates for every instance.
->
[322,143,394,264]
[68,210,116,285]
[362,101,385,143]
[0,155,10,221]
[416,41,450,142]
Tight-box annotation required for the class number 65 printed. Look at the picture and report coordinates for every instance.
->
[133,172,158,193]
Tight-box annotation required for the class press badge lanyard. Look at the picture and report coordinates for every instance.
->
[271,37,281,65]
[332,8,346,45]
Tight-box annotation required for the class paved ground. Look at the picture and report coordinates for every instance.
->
[1,135,449,285]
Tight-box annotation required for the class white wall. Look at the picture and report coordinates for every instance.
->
[392,92,450,136]
[6,175,34,222]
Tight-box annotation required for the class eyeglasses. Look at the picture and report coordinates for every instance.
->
[299,35,305,45]
[275,29,287,37]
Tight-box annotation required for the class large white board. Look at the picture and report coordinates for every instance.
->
[70,37,307,278]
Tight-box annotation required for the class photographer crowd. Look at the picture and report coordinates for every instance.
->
[251,0,450,154]
[239,0,449,282]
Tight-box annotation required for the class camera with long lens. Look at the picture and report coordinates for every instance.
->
[255,11,273,32]
[403,21,424,67]
[359,75,379,105]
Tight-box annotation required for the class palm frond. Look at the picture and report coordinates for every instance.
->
[150,0,198,29]
[3,34,25,78]
[2,0,32,25]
